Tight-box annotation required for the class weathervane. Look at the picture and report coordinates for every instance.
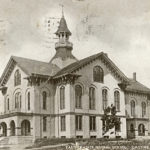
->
[59,4,64,17]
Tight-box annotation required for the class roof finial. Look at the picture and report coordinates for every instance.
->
[59,4,64,18]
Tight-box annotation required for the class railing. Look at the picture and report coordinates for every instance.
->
[55,42,73,48]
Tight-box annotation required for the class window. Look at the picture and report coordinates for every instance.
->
[60,86,65,109]
[42,91,47,110]
[138,124,145,136]
[115,118,121,132]
[27,92,30,110]
[102,120,106,133]
[102,89,108,110]
[93,66,104,83]
[142,102,146,117]
[114,91,120,111]
[131,100,135,117]
[75,85,82,108]
[89,116,96,131]
[15,92,21,109]
[7,98,9,111]
[130,124,134,133]
[61,116,66,131]
[89,87,95,109]
[43,117,47,132]
[14,69,21,86]
[19,95,22,108]
[76,115,82,131]
[76,136,83,139]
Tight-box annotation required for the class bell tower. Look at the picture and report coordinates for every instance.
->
[50,7,77,69]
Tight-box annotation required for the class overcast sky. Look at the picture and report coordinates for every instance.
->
[0,0,150,87]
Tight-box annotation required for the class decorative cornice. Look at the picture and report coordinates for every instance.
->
[0,86,7,95]
[53,73,81,85]
[126,118,149,121]
[118,83,129,91]
[0,59,16,86]
[24,73,51,86]
[125,90,149,96]
[0,111,126,119]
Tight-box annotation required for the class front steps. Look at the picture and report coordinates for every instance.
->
[0,136,33,145]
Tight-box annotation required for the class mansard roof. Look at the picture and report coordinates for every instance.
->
[126,79,150,94]
[54,52,129,83]
[0,56,59,86]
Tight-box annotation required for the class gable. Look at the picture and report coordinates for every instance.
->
[0,56,60,86]
[55,52,129,84]
[5,65,28,89]
[72,58,124,86]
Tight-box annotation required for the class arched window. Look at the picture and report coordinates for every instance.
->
[93,66,104,83]
[138,124,145,136]
[14,69,21,86]
[27,92,30,110]
[6,98,9,111]
[89,87,95,110]
[21,120,30,136]
[142,102,146,117]
[60,86,65,109]
[43,117,47,132]
[102,89,108,110]
[130,124,134,133]
[131,100,135,117]
[15,93,18,108]
[75,85,82,108]
[19,94,21,108]
[114,91,120,111]
[15,92,21,109]
[42,91,47,110]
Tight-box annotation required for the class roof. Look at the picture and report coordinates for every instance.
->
[126,79,150,94]
[55,16,71,36]
[54,52,129,82]
[12,56,59,76]
[0,56,59,86]
[1,52,150,95]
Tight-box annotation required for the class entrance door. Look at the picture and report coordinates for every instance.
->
[138,124,145,136]
[10,121,15,136]
[1,122,7,136]
[21,120,30,136]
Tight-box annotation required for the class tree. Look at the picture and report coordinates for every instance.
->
[101,104,121,137]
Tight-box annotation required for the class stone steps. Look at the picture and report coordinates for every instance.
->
[0,136,33,145]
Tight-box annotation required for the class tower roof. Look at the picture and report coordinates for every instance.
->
[55,16,71,36]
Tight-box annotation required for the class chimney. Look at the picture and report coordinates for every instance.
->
[133,72,136,81]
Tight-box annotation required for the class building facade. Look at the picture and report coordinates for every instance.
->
[0,13,150,144]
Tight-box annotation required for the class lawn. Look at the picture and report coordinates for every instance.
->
[26,138,150,150]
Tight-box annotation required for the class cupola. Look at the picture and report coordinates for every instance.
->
[50,8,77,69]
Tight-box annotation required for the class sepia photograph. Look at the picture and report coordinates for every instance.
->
[0,0,150,149]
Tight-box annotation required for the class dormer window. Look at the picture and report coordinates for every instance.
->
[14,69,21,86]
[93,66,104,83]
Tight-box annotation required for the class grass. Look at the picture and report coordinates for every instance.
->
[25,138,150,150]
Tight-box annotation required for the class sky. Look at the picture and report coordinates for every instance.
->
[0,0,150,87]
